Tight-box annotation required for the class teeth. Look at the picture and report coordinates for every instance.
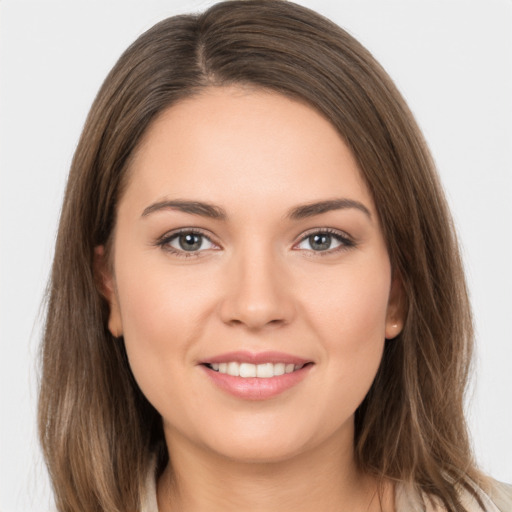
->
[239,363,256,377]
[227,362,240,376]
[256,363,273,378]
[209,362,303,378]
[273,363,285,376]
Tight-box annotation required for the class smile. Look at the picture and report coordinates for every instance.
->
[206,362,305,378]
[200,351,313,400]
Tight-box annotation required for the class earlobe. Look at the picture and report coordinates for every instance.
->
[385,321,403,340]
[385,273,405,340]
[94,245,123,338]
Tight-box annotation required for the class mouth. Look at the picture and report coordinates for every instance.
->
[199,351,314,400]
[204,361,309,378]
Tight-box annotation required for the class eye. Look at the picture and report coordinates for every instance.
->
[295,230,354,253]
[158,229,217,255]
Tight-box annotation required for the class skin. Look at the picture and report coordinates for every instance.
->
[98,86,403,511]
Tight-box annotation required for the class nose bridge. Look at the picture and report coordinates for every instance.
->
[219,237,293,329]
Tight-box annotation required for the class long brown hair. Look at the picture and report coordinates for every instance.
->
[39,1,483,510]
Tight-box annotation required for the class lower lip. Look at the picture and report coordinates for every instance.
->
[202,364,312,400]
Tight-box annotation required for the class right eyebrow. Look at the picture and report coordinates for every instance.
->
[141,200,227,220]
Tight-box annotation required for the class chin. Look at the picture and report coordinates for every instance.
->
[209,437,310,465]
[195,416,349,466]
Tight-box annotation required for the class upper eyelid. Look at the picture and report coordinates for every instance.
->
[292,228,356,255]
[294,227,354,243]
[157,227,218,243]
[155,226,354,249]
[155,229,220,259]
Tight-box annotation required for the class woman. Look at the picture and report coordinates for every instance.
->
[38,1,511,511]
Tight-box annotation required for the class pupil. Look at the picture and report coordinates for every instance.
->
[179,233,202,251]
[310,233,331,251]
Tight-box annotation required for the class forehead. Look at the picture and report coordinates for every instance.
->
[122,86,374,217]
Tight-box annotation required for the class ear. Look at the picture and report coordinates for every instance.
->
[94,245,123,338]
[385,272,405,340]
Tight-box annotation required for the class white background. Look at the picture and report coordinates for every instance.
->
[1,1,511,510]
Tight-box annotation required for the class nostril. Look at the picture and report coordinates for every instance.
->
[217,279,295,329]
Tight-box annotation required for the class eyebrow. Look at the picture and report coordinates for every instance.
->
[287,198,372,220]
[141,200,226,219]
[141,197,371,221]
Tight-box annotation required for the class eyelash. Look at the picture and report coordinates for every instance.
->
[294,228,356,256]
[155,228,219,258]
[155,227,356,258]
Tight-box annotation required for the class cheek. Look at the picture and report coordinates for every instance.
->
[113,246,236,417]
[116,249,214,339]
[305,255,390,331]
[113,253,213,401]
[302,258,391,392]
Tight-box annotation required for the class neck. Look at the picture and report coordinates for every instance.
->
[156,428,393,512]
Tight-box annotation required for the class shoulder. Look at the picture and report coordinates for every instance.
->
[486,480,512,512]
[140,461,159,512]
[458,478,512,512]
[396,479,512,512]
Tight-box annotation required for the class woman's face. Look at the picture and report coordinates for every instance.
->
[100,86,403,463]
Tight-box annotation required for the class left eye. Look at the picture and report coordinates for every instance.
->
[166,232,216,252]
[296,232,349,252]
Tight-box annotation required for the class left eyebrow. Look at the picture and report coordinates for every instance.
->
[286,198,372,221]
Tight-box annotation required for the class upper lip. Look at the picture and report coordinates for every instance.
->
[200,351,311,366]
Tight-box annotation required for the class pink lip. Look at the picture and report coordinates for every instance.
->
[199,351,313,401]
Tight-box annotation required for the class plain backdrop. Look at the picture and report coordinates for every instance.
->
[1,1,511,510]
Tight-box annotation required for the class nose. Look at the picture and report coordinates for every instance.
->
[218,245,295,331]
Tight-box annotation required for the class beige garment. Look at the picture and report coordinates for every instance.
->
[395,480,512,511]
[141,466,159,512]
[142,475,512,512]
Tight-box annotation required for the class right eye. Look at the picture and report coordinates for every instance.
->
[158,229,218,256]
